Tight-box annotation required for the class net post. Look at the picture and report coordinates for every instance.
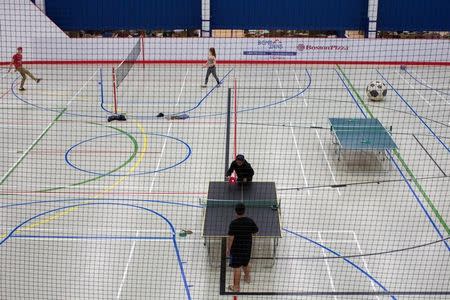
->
[233,77,238,159]
[112,67,118,114]
[141,34,145,69]
[225,88,232,176]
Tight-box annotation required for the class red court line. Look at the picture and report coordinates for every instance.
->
[0,89,10,99]
[233,77,237,159]
[1,60,450,66]
[18,150,162,155]
[0,190,207,196]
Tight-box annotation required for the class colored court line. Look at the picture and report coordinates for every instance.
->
[63,132,192,177]
[377,70,450,153]
[0,198,204,210]
[20,120,148,231]
[94,121,148,196]
[0,202,192,300]
[99,68,233,117]
[0,107,67,186]
[336,65,450,239]
[37,122,138,192]
[189,68,312,119]
[10,75,104,119]
[283,228,396,299]
[176,68,233,115]
[402,68,450,97]
[12,234,172,240]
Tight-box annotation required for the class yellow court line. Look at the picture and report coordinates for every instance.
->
[92,121,148,197]
[3,120,148,237]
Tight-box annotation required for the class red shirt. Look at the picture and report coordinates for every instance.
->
[12,53,23,69]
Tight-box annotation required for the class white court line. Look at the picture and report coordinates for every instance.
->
[295,73,308,106]
[276,70,286,98]
[395,70,432,107]
[318,232,338,300]
[18,228,178,234]
[117,230,139,299]
[313,125,341,195]
[149,70,187,192]
[298,230,357,234]
[352,231,380,298]
[406,69,450,105]
[289,123,311,195]
[0,69,99,186]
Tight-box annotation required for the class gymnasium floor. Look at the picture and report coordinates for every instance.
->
[0,64,449,299]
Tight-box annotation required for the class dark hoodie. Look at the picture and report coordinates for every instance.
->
[226,160,254,181]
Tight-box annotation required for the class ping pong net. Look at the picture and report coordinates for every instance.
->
[332,125,388,132]
[205,199,279,209]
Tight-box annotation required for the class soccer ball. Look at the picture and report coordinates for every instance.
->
[366,80,387,101]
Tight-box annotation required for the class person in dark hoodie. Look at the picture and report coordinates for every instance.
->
[225,154,254,182]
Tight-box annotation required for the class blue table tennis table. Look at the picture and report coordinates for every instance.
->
[329,118,397,161]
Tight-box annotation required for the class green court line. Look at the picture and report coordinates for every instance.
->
[337,65,450,236]
[37,123,138,193]
[0,108,67,186]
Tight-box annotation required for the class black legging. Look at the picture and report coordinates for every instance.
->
[205,66,220,84]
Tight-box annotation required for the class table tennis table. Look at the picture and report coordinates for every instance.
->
[329,118,397,161]
[202,181,281,267]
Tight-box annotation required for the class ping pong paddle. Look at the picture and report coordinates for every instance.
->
[229,176,236,184]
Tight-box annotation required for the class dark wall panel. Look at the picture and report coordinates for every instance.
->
[378,0,450,31]
[211,0,368,30]
[45,0,201,30]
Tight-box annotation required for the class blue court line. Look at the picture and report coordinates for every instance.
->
[283,228,396,299]
[0,198,203,210]
[334,70,367,118]
[402,68,450,96]
[172,234,192,300]
[10,78,104,119]
[176,68,234,115]
[11,234,172,241]
[64,132,192,176]
[99,67,113,115]
[0,202,192,300]
[387,151,450,251]
[98,68,232,118]
[336,68,450,251]
[189,68,312,119]
[377,70,450,153]
[117,100,200,105]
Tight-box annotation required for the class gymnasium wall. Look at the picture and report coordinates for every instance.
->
[44,0,201,31]
[210,0,368,30]
[378,0,450,31]
[1,0,449,65]
[42,0,450,32]
[1,37,449,64]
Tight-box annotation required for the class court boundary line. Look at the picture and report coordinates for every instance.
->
[402,68,450,98]
[1,60,450,66]
[377,69,450,153]
[0,202,192,300]
[117,229,139,299]
[336,65,450,249]
[222,228,396,298]
[412,134,447,177]
[395,70,432,106]
[317,232,338,300]
[289,123,311,195]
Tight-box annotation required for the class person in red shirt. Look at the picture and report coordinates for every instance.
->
[9,47,41,91]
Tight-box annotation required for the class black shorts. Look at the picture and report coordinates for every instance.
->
[229,254,250,268]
